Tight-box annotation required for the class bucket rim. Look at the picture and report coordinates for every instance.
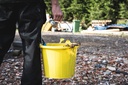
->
[40,44,70,49]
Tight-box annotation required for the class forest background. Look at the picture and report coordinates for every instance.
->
[44,0,128,29]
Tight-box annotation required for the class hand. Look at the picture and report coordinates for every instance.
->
[52,4,63,21]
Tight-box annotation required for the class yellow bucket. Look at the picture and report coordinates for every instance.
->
[40,39,79,79]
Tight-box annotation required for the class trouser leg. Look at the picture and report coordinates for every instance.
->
[0,4,16,65]
[17,3,46,85]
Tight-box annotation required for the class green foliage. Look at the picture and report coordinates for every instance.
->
[44,0,52,14]
[117,19,128,24]
[44,0,128,25]
[118,2,128,19]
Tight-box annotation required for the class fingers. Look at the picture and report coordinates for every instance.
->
[53,13,63,21]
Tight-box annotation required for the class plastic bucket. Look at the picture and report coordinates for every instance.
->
[40,43,79,79]
[73,20,80,33]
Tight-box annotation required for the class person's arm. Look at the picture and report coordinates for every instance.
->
[51,0,63,21]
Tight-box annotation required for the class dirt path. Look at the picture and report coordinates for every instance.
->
[0,31,128,85]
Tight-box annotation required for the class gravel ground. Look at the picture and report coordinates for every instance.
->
[0,31,128,85]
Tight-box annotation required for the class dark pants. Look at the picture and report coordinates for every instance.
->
[0,3,46,85]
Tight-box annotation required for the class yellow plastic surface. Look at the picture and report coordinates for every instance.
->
[40,43,79,79]
[42,22,52,32]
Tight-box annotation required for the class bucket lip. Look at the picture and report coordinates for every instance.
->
[40,44,70,49]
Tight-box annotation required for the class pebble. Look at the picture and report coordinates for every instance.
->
[107,66,116,71]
